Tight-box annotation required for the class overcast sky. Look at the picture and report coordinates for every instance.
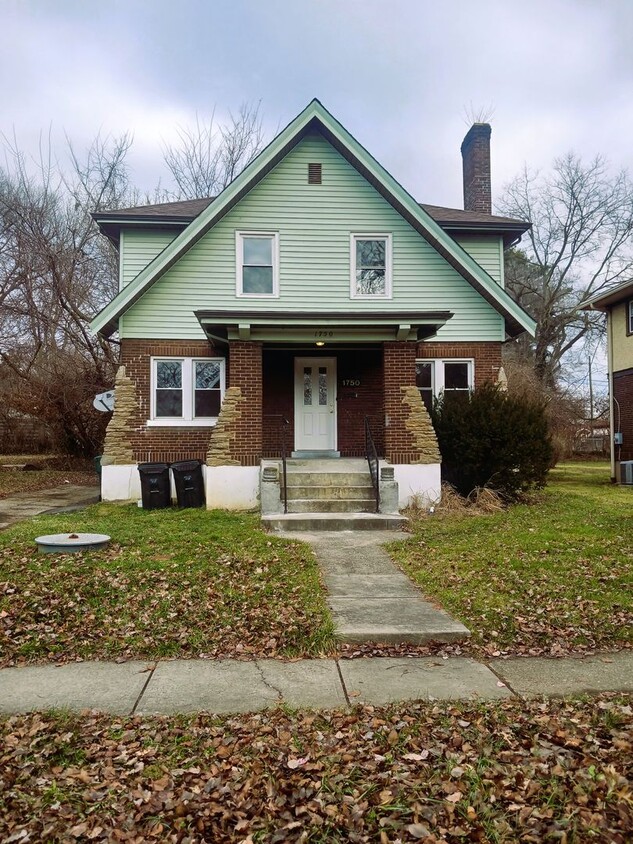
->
[2,0,632,213]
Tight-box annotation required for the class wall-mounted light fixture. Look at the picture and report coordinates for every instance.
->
[315,341,325,347]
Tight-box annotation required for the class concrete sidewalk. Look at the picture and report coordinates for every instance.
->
[281,531,470,644]
[1,652,631,716]
[0,484,100,530]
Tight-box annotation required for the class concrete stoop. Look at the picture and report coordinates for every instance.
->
[262,512,407,531]
[261,458,403,530]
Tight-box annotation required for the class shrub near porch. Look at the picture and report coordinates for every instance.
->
[390,462,633,656]
[0,505,334,666]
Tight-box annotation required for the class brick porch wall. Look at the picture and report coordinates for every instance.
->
[228,341,263,466]
[613,368,633,463]
[120,339,221,463]
[417,341,503,387]
[383,342,419,463]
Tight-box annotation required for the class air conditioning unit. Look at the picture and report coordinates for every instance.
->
[620,461,633,485]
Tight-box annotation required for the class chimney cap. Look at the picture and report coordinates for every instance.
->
[460,122,492,155]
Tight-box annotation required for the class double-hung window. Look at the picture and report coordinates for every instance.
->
[236,232,279,297]
[416,359,474,412]
[351,234,392,298]
[151,357,225,425]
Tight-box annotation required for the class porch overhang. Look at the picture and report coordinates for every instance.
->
[194,309,453,345]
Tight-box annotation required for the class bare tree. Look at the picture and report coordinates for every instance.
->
[0,131,133,456]
[499,154,633,387]
[162,102,266,199]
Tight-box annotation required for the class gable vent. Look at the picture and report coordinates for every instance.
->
[308,162,322,184]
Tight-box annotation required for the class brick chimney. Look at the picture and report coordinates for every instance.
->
[461,123,492,214]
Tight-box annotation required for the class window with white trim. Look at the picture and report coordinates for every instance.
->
[351,234,392,298]
[151,358,225,424]
[415,359,474,412]
[236,232,279,297]
[628,300,633,335]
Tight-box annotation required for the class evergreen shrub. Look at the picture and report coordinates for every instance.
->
[431,383,553,500]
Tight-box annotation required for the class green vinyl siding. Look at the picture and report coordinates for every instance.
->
[120,131,505,342]
[120,228,180,289]
[453,235,504,287]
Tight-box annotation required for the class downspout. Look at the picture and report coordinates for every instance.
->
[607,305,616,482]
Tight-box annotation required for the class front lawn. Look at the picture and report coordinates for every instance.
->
[0,504,334,666]
[1,696,631,842]
[390,462,633,657]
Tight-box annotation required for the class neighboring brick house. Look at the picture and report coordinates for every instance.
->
[90,99,534,508]
[582,280,633,482]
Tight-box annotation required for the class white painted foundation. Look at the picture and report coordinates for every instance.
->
[101,465,142,502]
[205,465,260,510]
[392,463,442,509]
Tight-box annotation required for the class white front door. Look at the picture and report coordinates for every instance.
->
[294,357,337,452]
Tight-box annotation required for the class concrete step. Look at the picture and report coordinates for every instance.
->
[262,513,407,532]
[287,498,377,513]
[285,484,375,500]
[285,471,372,487]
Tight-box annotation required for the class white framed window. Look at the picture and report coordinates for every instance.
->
[236,231,279,297]
[149,357,225,426]
[415,358,474,412]
[628,300,633,335]
[350,233,392,298]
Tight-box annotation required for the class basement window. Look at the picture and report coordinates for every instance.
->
[149,357,225,426]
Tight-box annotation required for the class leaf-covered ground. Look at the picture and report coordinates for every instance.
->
[0,467,97,499]
[0,504,334,666]
[1,695,631,843]
[390,462,633,658]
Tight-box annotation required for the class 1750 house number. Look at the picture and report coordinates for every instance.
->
[342,379,361,387]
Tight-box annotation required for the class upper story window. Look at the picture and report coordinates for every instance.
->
[350,234,392,298]
[628,301,633,335]
[150,357,225,426]
[236,232,279,297]
[416,359,474,413]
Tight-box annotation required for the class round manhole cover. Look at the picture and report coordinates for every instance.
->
[34,533,111,553]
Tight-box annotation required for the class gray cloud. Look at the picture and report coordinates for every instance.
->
[1,0,631,210]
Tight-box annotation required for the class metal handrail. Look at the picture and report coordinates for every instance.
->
[364,416,380,513]
[265,413,290,514]
[280,417,289,514]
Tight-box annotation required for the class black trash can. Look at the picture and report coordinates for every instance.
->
[171,460,206,508]
[138,462,171,510]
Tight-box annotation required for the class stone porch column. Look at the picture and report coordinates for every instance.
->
[383,342,440,464]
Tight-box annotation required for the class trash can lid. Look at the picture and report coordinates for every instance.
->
[171,460,203,470]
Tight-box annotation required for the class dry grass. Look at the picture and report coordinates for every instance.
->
[404,483,505,521]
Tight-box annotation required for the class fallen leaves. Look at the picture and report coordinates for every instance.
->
[0,695,631,842]
[0,506,334,667]
[390,464,633,658]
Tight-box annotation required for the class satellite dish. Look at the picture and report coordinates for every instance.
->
[93,390,115,412]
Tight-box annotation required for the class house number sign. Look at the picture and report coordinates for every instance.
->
[314,330,334,337]
[342,379,361,387]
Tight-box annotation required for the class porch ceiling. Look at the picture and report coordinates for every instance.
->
[194,309,453,345]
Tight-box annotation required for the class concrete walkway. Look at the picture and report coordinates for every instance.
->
[0,652,631,716]
[282,530,470,643]
[0,485,100,530]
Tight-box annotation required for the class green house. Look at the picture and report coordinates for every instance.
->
[90,100,534,523]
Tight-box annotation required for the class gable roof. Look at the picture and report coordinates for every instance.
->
[580,278,633,311]
[94,198,529,246]
[90,99,536,339]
